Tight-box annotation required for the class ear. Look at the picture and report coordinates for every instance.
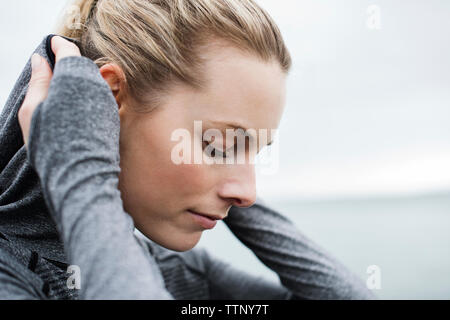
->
[99,63,126,108]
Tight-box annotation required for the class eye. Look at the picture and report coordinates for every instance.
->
[203,141,235,159]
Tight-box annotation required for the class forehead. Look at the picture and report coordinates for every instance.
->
[195,41,287,132]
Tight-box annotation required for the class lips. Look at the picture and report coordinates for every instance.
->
[189,210,224,221]
[188,210,223,229]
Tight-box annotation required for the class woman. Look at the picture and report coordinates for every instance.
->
[0,0,375,299]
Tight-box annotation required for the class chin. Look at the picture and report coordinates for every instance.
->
[165,239,201,252]
[140,227,203,252]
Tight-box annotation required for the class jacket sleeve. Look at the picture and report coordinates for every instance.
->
[200,248,294,300]
[215,198,377,300]
[26,56,173,300]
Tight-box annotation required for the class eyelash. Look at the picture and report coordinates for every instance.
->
[203,141,235,158]
[202,141,273,159]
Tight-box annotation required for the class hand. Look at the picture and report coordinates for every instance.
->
[18,36,81,147]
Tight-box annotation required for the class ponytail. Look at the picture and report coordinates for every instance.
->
[55,0,99,41]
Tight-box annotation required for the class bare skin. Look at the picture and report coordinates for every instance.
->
[19,36,287,252]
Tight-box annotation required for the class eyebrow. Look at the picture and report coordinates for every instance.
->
[210,121,274,146]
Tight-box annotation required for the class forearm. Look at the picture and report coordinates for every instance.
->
[27,56,172,299]
[223,198,376,300]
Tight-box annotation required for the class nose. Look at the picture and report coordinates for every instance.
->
[218,163,257,208]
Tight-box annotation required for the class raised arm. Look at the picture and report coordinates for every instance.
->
[217,198,377,300]
[19,37,173,299]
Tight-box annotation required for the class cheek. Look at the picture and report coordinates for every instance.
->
[145,136,213,199]
[164,163,212,196]
[120,124,215,210]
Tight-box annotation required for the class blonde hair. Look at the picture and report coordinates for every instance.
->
[56,0,292,108]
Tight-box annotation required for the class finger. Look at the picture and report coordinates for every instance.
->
[51,36,81,63]
[22,54,53,112]
[19,54,53,145]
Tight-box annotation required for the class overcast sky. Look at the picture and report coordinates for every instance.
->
[1,0,449,201]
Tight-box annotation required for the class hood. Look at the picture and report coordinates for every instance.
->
[0,34,71,262]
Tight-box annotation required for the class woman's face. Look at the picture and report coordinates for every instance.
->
[116,42,287,252]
